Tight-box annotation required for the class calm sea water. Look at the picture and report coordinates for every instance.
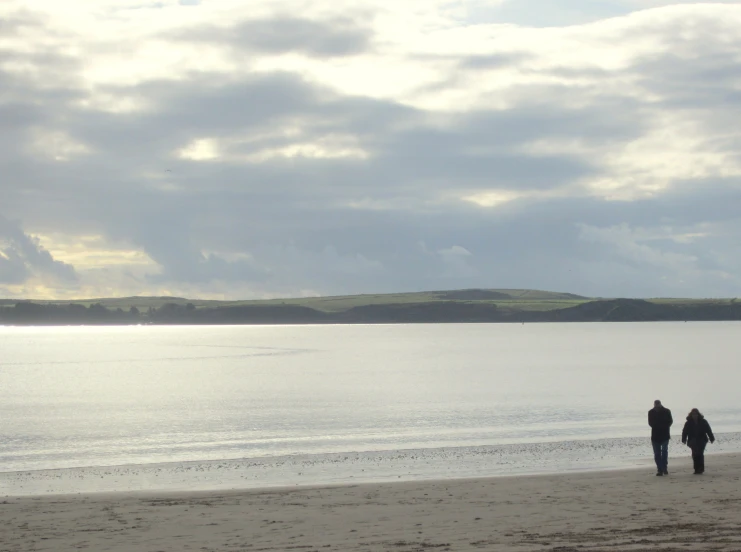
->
[2,322,741,494]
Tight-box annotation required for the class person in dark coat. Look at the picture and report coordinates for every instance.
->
[648,399,673,475]
[682,408,715,474]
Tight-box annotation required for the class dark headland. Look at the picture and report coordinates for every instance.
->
[1,289,740,325]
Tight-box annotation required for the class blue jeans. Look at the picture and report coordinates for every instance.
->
[652,439,669,472]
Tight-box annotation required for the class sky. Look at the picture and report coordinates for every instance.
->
[1,0,741,300]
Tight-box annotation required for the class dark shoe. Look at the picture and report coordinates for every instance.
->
[656,471,663,476]
[693,471,703,475]
[663,470,669,475]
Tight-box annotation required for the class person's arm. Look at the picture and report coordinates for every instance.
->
[682,421,688,444]
[667,410,673,427]
[648,410,655,427]
[706,420,715,443]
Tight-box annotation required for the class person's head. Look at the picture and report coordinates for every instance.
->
[654,400,663,410]
[688,408,703,420]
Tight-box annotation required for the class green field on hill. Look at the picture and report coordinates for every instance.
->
[1,288,736,314]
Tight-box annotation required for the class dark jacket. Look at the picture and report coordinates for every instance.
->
[682,416,715,446]
[648,407,673,442]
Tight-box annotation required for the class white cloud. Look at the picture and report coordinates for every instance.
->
[28,129,91,161]
[178,138,220,161]
[437,245,477,278]
[578,223,698,269]
[462,190,521,207]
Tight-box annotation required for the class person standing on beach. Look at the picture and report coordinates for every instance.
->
[648,400,673,476]
[682,408,715,474]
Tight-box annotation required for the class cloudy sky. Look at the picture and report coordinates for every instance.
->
[1,0,741,300]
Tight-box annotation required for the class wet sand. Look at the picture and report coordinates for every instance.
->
[3,453,741,552]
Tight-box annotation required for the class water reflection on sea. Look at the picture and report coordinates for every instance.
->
[2,322,740,494]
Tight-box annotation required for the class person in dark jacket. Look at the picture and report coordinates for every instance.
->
[682,408,715,474]
[648,400,673,476]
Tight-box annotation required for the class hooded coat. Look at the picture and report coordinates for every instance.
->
[682,415,715,446]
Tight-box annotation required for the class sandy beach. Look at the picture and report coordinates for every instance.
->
[3,453,741,551]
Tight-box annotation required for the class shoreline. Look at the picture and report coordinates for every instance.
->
[4,453,741,551]
[4,434,740,498]
[8,456,710,500]
[4,453,735,500]
[4,296,741,325]
[0,463,676,506]
[5,320,741,328]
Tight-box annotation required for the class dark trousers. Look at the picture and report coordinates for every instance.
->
[690,441,707,473]
[652,439,669,472]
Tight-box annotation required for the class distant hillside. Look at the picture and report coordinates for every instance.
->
[539,298,741,323]
[1,289,739,326]
[0,288,589,312]
[434,290,512,300]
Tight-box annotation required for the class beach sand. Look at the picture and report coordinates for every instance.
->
[3,453,741,552]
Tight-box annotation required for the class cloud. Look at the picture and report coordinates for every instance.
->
[578,223,699,270]
[2,1,741,299]
[131,215,269,285]
[179,15,373,57]
[460,52,532,70]
[0,215,78,285]
[464,0,631,27]
[575,221,740,297]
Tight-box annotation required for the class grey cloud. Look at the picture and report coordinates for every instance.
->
[632,181,741,226]
[122,182,740,297]
[59,71,621,201]
[67,73,323,163]
[3,5,741,298]
[0,102,43,128]
[0,10,79,81]
[146,253,268,285]
[377,139,591,190]
[124,212,269,285]
[460,53,532,70]
[0,11,45,36]
[0,215,78,284]
[0,247,29,285]
[578,223,699,269]
[0,68,674,293]
[0,55,82,109]
[634,52,741,109]
[179,15,372,57]
[0,26,86,167]
[625,9,741,103]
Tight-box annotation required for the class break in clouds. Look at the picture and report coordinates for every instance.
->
[1,0,741,300]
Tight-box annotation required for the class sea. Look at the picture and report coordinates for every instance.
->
[2,322,741,496]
